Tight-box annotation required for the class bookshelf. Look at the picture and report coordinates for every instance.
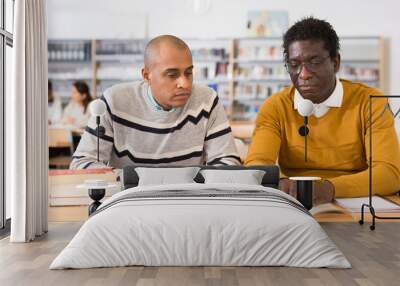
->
[230,36,384,122]
[93,39,147,98]
[48,36,385,129]
[48,39,93,105]
[185,38,232,111]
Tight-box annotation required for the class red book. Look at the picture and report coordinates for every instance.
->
[49,168,113,176]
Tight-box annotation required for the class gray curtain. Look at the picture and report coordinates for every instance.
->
[8,0,48,242]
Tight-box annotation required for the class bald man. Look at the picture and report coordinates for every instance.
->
[71,35,241,169]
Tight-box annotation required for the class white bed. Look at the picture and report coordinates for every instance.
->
[50,183,351,269]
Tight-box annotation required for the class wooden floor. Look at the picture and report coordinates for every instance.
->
[1,221,400,286]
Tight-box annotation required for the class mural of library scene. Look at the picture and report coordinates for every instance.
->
[5,2,400,285]
[48,36,383,169]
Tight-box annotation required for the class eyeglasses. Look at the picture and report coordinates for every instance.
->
[285,55,331,75]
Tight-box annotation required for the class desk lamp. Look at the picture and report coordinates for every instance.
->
[86,99,107,215]
[359,95,400,230]
[292,99,315,210]
[297,99,314,162]
[89,99,107,162]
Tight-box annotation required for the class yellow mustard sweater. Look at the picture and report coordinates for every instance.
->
[245,79,400,197]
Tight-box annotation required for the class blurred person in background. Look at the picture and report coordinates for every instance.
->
[48,80,62,125]
[61,80,92,128]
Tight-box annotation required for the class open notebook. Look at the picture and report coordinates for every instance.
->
[310,196,400,215]
[336,196,400,213]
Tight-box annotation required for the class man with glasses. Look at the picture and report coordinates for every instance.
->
[245,17,400,204]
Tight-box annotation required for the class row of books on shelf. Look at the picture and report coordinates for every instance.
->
[191,48,229,61]
[48,41,91,62]
[339,65,379,82]
[96,66,141,81]
[231,101,262,121]
[236,64,288,80]
[235,64,379,81]
[96,40,146,55]
[204,82,285,121]
[95,41,229,59]
[49,67,92,80]
[93,62,231,81]
[235,83,288,100]
[96,54,144,62]
[193,62,230,80]
[237,45,283,61]
[237,42,380,62]
[48,40,230,63]
[208,83,229,99]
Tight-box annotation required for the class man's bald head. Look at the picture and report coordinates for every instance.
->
[141,35,193,110]
[144,35,191,68]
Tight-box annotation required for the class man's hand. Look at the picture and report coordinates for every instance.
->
[313,180,335,205]
[279,178,335,206]
[278,178,296,198]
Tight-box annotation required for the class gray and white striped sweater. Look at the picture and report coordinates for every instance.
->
[70,81,241,169]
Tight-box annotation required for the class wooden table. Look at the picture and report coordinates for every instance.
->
[48,127,72,148]
[48,169,400,224]
[313,197,400,223]
[49,168,119,221]
[230,121,255,140]
[48,126,86,169]
[48,126,84,148]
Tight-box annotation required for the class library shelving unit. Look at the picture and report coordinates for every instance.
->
[94,38,234,111]
[48,36,384,134]
[94,39,147,98]
[231,37,289,122]
[185,38,233,111]
[230,36,384,123]
[48,39,93,106]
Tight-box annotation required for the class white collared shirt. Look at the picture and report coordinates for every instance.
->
[294,77,343,118]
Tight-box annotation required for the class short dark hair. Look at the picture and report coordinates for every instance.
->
[283,17,340,62]
[48,80,54,103]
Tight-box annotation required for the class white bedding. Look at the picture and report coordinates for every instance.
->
[50,183,351,269]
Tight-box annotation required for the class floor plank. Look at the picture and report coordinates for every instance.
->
[1,222,400,285]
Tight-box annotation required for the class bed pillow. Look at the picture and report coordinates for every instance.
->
[200,169,266,185]
[135,167,201,186]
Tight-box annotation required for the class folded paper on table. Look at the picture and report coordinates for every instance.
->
[336,196,400,213]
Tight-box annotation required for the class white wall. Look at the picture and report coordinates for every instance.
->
[47,0,400,94]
